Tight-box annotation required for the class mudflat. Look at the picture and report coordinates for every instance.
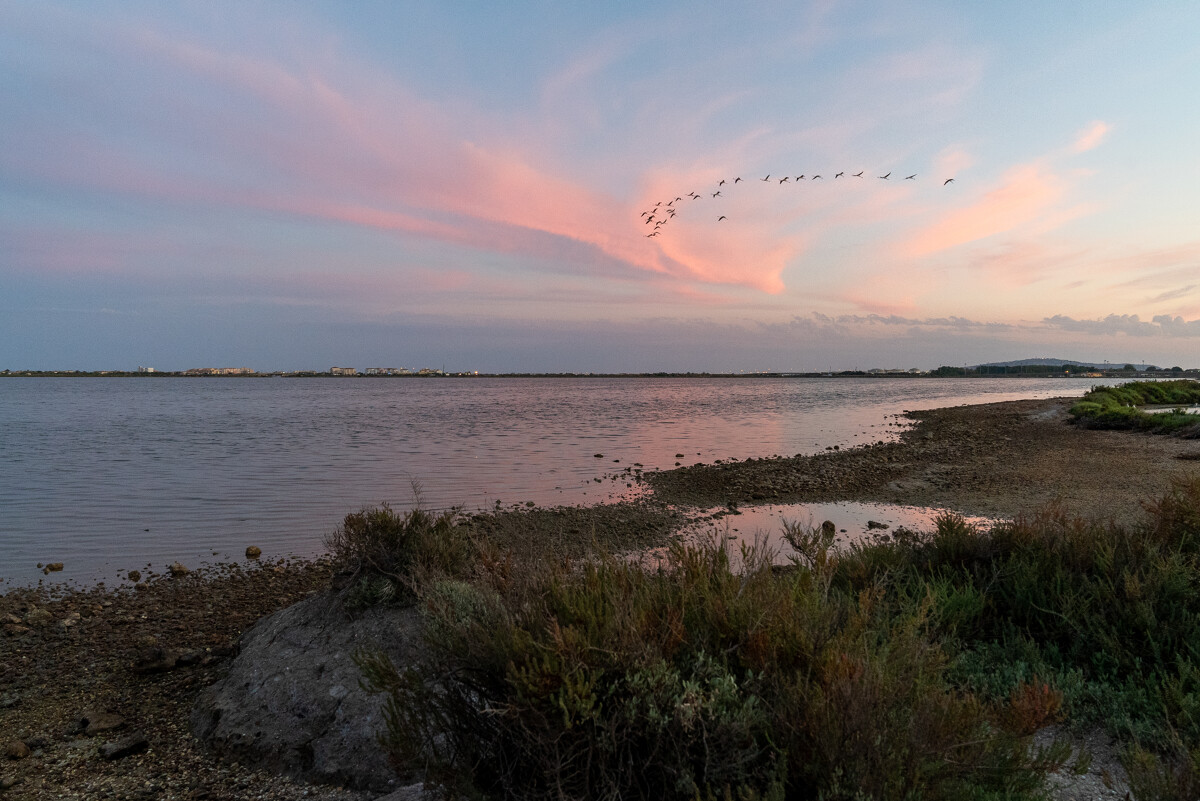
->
[2,395,1196,799]
[648,396,1200,526]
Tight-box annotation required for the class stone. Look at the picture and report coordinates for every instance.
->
[192,592,426,792]
[60,611,82,628]
[79,710,125,736]
[375,783,434,801]
[99,731,148,760]
[820,520,836,536]
[4,741,30,760]
[168,561,190,577]
[45,562,64,572]
[244,546,262,559]
[866,520,890,530]
[24,608,54,627]
[2,613,21,626]
[3,624,31,637]
[131,646,178,674]
[127,570,141,582]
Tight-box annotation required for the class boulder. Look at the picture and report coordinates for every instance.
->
[192,592,425,792]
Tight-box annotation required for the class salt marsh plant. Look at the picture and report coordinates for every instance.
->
[1069,379,1200,434]
[353,477,1200,799]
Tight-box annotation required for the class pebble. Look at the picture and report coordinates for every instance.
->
[46,562,64,572]
[128,570,141,582]
[245,546,262,559]
[168,561,190,577]
[4,741,30,760]
[98,730,148,760]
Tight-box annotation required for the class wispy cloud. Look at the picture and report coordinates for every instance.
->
[1069,120,1111,154]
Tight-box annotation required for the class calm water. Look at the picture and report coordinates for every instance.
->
[0,376,1126,585]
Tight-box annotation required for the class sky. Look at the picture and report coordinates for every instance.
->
[3,1,1200,373]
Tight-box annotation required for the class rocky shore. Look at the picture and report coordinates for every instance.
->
[3,396,1196,799]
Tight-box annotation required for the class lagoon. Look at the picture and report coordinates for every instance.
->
[0,375,1132,585]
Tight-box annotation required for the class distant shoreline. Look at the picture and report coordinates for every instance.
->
[3,369,1191,379]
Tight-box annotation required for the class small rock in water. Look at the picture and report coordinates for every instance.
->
[593,453,604,458]
[821,521,836,536]
[244,546,262,559]
[675,453,685,458]
[168,561,190,577]
[866,520,890,530]
[45,562,64,572]
[127,570,141,582]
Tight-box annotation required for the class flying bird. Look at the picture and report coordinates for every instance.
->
[719,180,725,186]
[853,171,863,177]
[812,175,822,180]
[712,191,722,197]
[797,175,805,180]
[779,177,789,183]
[879,172,890,179]
[905,174,916,180]
[640,211,649,217]
[718,216,726,221]
[761,175,771,181]
[943,178,955,185]
[835,172,844,178]
[734,177,742,183]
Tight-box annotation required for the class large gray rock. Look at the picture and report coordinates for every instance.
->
[191,592,424,792]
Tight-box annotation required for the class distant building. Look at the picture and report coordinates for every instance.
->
[364,367,411,375]
[183,367,254,375]
[137,366,156,373]
[330,366,358,376]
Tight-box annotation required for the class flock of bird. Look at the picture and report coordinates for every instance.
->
[639,170,956,236]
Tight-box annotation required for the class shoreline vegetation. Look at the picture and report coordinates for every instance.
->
[4,386,1200,799]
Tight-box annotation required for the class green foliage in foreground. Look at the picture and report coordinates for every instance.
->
[1069,380,1200,434]
[353,479,1200,800]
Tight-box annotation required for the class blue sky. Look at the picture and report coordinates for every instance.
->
[3,1,1200,371]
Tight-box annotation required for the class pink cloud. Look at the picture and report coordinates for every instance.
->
[899,163,1065,257]
[1070,120,1110,154]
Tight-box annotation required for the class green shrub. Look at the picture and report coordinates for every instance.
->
[324,504,473,608]
[1069,380,1200,433]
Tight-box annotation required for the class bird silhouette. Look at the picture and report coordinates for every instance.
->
[734,177,742,183]
[853,171,864,177]
[779,177,789,183]
[812,175,822,180]
[797,175,805,180]
[718,216,726,221]
[712,191,722,197]
[719,180,725,186]
[640,211,649,217]
[761,175,771,181]
[835,172,844,178]
[879,172,891,179]
[905,174,916,180]
[943,178,955,185]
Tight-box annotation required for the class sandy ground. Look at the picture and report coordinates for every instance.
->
[3,395,1196,799]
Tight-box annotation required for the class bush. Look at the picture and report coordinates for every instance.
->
[355,478,1200,799]
[1069,380,1200,433]
[324,504,474,608]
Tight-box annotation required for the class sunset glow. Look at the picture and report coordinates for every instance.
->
[4,3,1200,371]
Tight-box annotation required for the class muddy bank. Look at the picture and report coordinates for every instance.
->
[646,397,1200,526]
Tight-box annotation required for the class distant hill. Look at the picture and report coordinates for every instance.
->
[974,357,1132,369]
[972,358,1151,370]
